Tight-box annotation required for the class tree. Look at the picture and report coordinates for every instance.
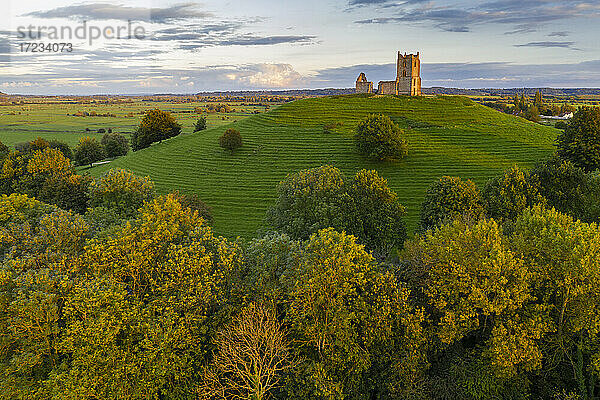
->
[219,128,242,153]
[48,139,73,160]
[132,109,182,150]
[482,165,546,220]
[201,304,295,400]
[0,141,9,160]
[557,106,600,171]
[524,105,541,123]
[267,165,407,258]
[355,114,408,161]
[101,133,129,158]
[172,191,213,223]
[405,218,549,378]
[534,90,544,109]
[74,136,105,167]
[194,116,207,132]
[284,229,427,399]
[511,206,600,399]
[88,168,155,218]
[420,176,484,231]
[59,195,244,398]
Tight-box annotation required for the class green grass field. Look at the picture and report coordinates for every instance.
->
[0,101,267,147]
[86,94,559,239]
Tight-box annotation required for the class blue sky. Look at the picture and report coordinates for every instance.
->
[1,0,599,94]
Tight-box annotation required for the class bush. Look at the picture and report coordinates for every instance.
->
[101,133,129,158]
[557,106,600,171]
[97,128,106,134]
[219,128,242,153]
[132,109,182,150]
[420,176,484,230]
[74,137,105,167]
[193,117,207,132]
[355,114,408,161]
[48,140,73,160]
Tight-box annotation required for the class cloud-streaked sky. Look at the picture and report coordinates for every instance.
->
[1,0,599,94]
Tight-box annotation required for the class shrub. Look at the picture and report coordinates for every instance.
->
[97,128,106,134]
[219,128,242,153]
[74,136,105,167]
[557,106,600,171]
[194,117,207,132]
[355,114,408,161]
[132,109,182,150]
[101,133,129,158]
[420,176,484,230]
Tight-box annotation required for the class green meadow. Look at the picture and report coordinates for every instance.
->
[86,94,559,238]
[0,100,266,147]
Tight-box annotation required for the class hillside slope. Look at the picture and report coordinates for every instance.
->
[89,95,558,239]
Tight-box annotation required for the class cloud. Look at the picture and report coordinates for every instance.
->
[227,64,305,88]
[515,41,580,50]
[354,0,600,33]
[24,2,212,22]
[548,31,570,37]
[152,24,316,49]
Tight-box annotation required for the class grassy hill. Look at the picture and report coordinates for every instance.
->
[89,94,559,239]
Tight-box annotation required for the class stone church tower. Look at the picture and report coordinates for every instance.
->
[355,51,421,96]
[397,52,421,96]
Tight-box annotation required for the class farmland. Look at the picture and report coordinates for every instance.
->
[0,97,276,147]
[84,94,559,238]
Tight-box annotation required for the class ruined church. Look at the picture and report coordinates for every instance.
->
[356,52,422,96]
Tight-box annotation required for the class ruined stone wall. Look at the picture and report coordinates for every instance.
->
[356,81,373,93]
[378,81,397,95]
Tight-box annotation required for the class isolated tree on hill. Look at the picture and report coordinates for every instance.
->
[219,128,242,153]
[132,109,182,150]
[101,133,129,158]
[74,136,105,167]
[355,114,408,161]
[557,106,600,171]
[194,116,207,132]
[420,176,484,230]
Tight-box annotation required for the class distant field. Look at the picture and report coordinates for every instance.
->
[0,101,270,147]
[88,94,559,239]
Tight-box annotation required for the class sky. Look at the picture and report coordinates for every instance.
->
[0,0,599,94]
